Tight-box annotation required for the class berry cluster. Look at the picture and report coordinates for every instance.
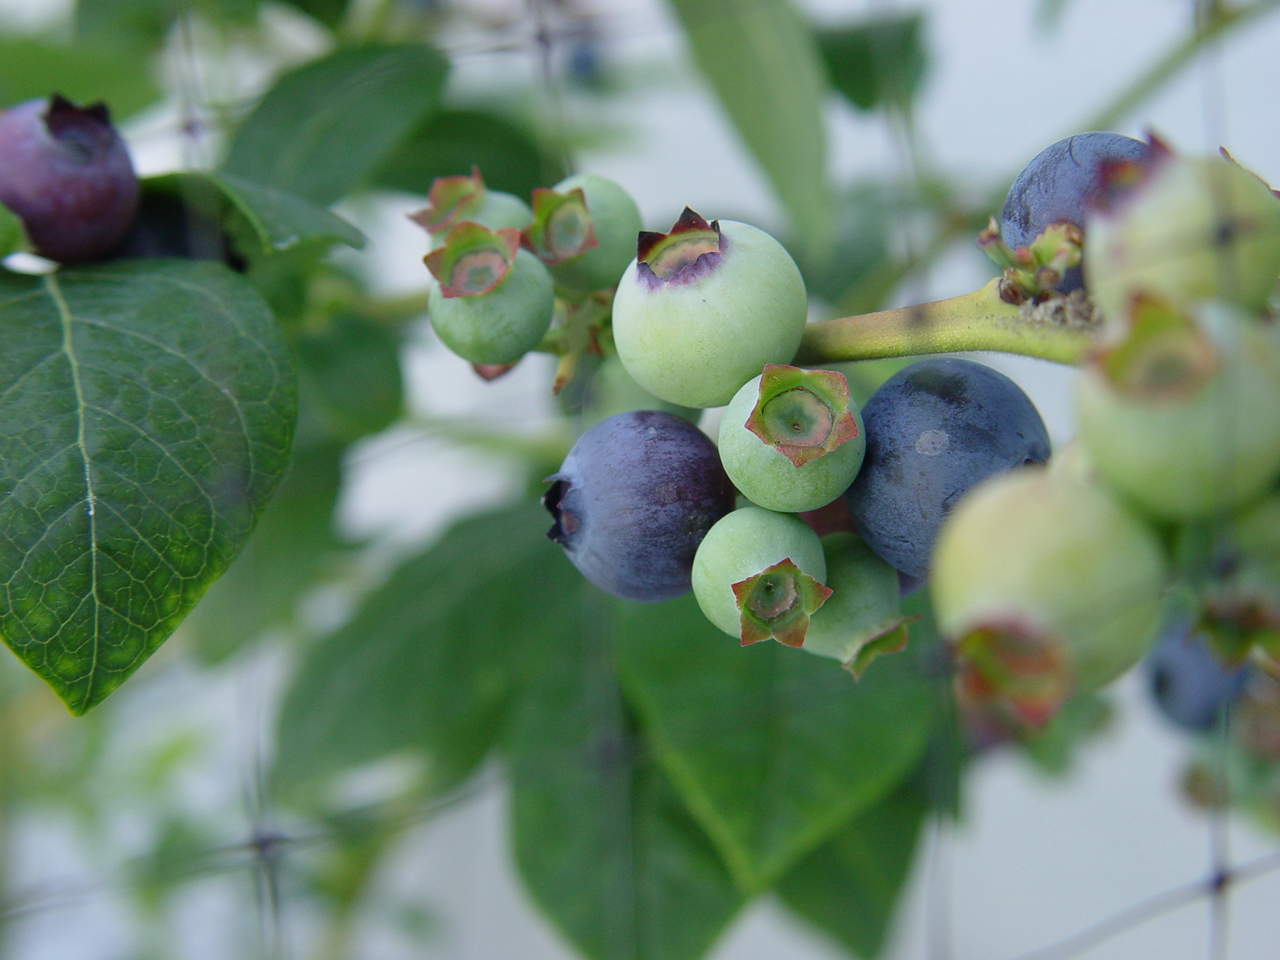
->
[412,131,1280,736]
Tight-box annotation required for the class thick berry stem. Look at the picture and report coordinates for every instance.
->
[794,279,1097,367]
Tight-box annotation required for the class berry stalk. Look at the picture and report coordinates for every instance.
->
[794,278,1097,366]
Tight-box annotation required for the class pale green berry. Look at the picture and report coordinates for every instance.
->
[612,208,808,408]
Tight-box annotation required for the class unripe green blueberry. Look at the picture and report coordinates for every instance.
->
[932,466,1167,727]
[803,532,909,675]
[1075,299,1280,520]
[409,167,533,250]
[525,173,642,295]
[691,506,829,647]
[718,365,866,513]
[424,223,554,364]
[1085,148,1280,318]
[612,208,808,408]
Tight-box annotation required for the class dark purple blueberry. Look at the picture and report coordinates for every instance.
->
[844,357,1050,579]
[1147,618,1250,732]
[0,94,140,263]
[543,410,735,602]
[1000,132,1149,293]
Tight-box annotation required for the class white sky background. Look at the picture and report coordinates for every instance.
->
[2,0,1280,958]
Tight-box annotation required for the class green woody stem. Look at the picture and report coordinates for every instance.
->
[794,279,1098,367]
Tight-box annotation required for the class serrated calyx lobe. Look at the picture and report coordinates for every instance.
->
[731,558,832,648]
[745,364,859,467]
[424,222,519,298]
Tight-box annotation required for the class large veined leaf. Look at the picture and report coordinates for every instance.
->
[0,259,296,713]
[222,44,448,205]
[667,0,832,247]
[616,594,933,892]
[273,501,581,799]
[131,172,366,259]
[777,775,929,958]
[507,592,744,960]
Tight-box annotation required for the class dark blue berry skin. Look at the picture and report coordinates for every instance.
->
[0,95,139,263]
[1000,132,1149,293]
[543,410,735,603]
[1147,620,1250,731]
[844,358,1050,579]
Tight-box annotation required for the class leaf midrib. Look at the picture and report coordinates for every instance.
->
[48,271,100,710]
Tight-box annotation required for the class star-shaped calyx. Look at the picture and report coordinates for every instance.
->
[744,364,860,467]
[409,167,487,239]
[730,558,833,648]
[522,186,599,266]
[635,207,724,287]
[1087,293,1218,403]
[952,618,1073,731]
[423,222,519,298]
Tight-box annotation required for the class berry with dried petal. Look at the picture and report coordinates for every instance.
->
[0,94,139,262]
[612,208,808,408]
[691,506,829,646]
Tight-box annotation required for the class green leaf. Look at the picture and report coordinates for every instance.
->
[294,311,404,441]
[507,595,745,960]
[222,44,448,206]
[273,500,579,799]
[184,441,346,663]
[777,776,929,959]
[373,107,553,199]
[667,0,832,247]
[817,13,927,112]
[74,0,260,50]
[0,203,24,259]
[0,259,296,714]
[0,38,161,119]
[133,172,366,259]
[276,0,350,27]
[616,594,933,891]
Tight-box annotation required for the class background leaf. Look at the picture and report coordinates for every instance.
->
[184,441,346,663]
[776,774,930,959]
[507,591,745,960]
[373,107,555,199]
[222,44,448,205]
[127,172,366,261]
[0,37,160,118]
[817,13,927,112]
[272,501,579,799]
[0,259,296,713]
[666,0,832,247]
[0,203,24,258]
[616,594,934,891]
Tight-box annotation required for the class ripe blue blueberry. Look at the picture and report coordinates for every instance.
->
[1000,132,1149,293]
[0,94,140,263]
[845,357,1050,578]
[543,410,735,602]
[1147,619,1250,732]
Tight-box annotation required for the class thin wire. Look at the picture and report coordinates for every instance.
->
[1004,849,1280,960]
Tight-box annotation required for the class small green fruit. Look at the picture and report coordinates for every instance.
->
[691,506,829,646]
[612,208,808,408]
[424,223,554,364]
[932,466,1167,728]
[718,365,866,513]
[1085,149,1280,318]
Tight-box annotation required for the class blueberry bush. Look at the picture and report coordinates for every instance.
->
[2,1,1280,958]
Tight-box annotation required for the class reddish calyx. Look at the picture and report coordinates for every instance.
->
[409,167,485,237]
[731,558,832,648]
[522,186,598,265]
[636,207,723,286]
[745,365,859,467]
[424,223,520,298]
[952,619,1072,730]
